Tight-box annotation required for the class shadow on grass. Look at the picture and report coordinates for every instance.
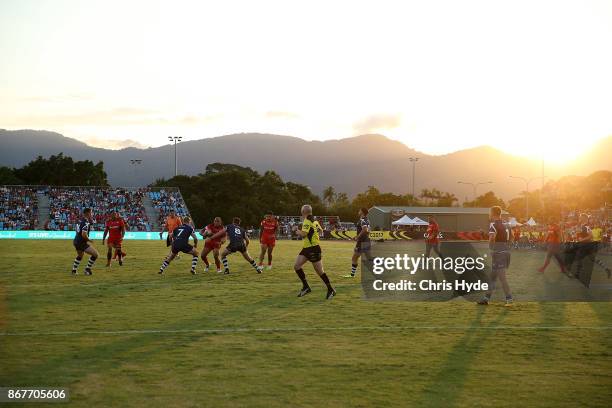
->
[0,290,298,387]
[415,307,509,408]
[535,302,566,355]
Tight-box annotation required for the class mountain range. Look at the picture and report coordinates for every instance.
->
[0,129,610,201]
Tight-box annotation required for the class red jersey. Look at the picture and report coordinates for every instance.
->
[426,222,439,244]
[260,218,278,238]
[545,223,561,244]
[204,223,225,243]
[576,224,592,241]
[106,218,125,240]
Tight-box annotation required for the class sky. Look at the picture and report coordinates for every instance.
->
[1,0,611,162]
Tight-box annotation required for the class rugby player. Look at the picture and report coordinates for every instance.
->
[159,210,182,247]
[477,205,513,306]
[258,212,278,270]
[425,215,444,259]
[294,204,336,299]
[200,217,225,273]
[71,208,99,276]
[207,217,262,274]
[537,217,566,273]
[344,207,371,278]
[158,216,200,275]
[102,211,126,267]
[568,213,610,279]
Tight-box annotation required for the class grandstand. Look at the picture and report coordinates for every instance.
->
[148,189,190,226]
[0,186,191,231]
[0,186,39,230]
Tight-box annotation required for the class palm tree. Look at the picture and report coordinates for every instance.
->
[322,186,336,207]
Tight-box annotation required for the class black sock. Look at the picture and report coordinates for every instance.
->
[320,273,333,291]
[351,263,357,276]
[295,268,308,288]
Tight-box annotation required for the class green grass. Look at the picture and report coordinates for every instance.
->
[0,239,610,407]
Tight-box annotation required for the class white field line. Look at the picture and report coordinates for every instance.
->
[0,280,354,289]
[1,325,611,336]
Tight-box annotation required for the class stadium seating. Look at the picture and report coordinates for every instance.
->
[47,187,152,231]
[0,185,192,231]
[0,186,39,230]
[148,189,190,226]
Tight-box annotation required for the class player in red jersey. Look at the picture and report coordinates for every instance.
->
[102,211,126,267]
[200,217,225,273]
[538,218,566,273]
[425,216,444,259]
[258,212,279,270]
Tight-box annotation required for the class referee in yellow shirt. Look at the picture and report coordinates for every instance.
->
[293,204,336,300]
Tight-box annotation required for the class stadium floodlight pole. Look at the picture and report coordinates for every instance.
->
[168,136,183,177]
[509,176,544,219]
[457,181,493,200]
[409,157,419,198]
[129,159,143,185]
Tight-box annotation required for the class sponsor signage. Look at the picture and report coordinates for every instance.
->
[0,230,159,240]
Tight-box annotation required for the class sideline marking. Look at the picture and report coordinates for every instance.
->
[1,325,611,336]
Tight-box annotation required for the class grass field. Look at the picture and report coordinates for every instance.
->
[0,239,611,407]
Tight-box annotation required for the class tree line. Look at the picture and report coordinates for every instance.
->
[0,153,108,186]
[1,153,609,225]
[151,163,325,226]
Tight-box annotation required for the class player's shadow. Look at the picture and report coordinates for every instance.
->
[1,290,298,388]
[534,302,566,355]
[415,307,509,408]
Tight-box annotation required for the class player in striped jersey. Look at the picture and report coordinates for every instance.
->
[71,208,99,276]
[477,206,513,306]
[344,207,371,278]
[206,217,262,274]
[158,216,200,275]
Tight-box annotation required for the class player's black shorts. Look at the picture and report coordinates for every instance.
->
[354,240,371,254]
[226,242,247,253]
[166,234,173,247]
[492,251,511,270]
[73,240,90,252]
[171,242,193,254]
[299,245,322,263]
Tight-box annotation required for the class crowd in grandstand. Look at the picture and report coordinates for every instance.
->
[0,186,193,233]
[1,184,610,253]
[0,186,39,230]
[47,187,152,231]
[149,189,189,226]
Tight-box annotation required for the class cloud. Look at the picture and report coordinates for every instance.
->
[83,137,148,150]
[352,114,401,134]
[4,108,221,127]
[20,93,95,103]
[265,111,301,119]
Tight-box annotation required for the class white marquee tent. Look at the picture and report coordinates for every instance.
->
[391,215,413,226]
[410,216,429,226]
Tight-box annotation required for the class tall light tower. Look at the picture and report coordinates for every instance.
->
[509,175,544,219]
[168,136,182,177]
[457,181,493,201]
[409,157,419,198]
[129,159,142,185]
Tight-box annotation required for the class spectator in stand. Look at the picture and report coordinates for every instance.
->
[0,187,39,230]
[47,187,151,232]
